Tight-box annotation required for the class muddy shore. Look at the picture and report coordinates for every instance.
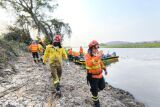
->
[0,54,145,107]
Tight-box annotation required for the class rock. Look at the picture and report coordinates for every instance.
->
[5,104,16,107]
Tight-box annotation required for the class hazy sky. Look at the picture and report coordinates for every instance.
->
[1,0,160,46]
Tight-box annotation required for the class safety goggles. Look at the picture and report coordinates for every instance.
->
[93,45,99,49]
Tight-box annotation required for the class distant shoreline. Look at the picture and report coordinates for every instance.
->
[100,42,160,48]
[100,47,160,48]
[65,42,160,48]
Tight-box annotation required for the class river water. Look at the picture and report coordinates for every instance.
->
[101,48,160,107]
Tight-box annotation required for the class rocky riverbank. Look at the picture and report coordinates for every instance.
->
[0,53,145,107]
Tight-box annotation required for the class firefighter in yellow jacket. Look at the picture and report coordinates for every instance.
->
[43,35,68,96]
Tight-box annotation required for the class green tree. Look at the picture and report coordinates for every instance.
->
[0,0,72,41]
[4,26,32,44]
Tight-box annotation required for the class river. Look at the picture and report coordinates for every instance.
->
[102,48,160,107]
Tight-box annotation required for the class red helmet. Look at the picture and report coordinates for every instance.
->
[88,40,99,48]
[53,35,61,42]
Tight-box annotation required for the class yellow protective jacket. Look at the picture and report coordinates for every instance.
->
[43,45,68,65]
[38,44,44,53]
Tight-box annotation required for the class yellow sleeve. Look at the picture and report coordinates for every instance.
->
[38,44,43,52]
[43,47,50,63]
[62,48,68,60]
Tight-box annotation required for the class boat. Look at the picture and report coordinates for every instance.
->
[102,56,119,65]
[75,56,119,65]
[67,49,119,66]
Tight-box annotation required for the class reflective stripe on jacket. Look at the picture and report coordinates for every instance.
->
[85,53,104,78]
[29,44,38,52]
[43,45,68,65]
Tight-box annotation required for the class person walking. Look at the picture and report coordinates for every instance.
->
[28,40,40,63]
[43,35,68,96]
[85,40,107,107]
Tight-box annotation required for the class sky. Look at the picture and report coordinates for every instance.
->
[1,0,160,46]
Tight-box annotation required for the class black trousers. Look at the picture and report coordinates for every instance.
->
[68,55,73,61]
[32,52,39,60]
[89,77,105,97]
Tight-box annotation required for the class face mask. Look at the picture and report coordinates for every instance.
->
[93,51,99,56]
[53,42,59,46]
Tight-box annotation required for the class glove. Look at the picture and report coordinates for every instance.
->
[103,68,107,75]
[105,70,107,75]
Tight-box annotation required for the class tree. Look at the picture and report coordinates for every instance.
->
[4,26,32,44]
[0,0,72,41]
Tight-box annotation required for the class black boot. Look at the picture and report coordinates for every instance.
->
[55,84,61,97]
[40,58,43,62]
[94,100,100,107]
[38,59,41,63]
[34,60,37,63]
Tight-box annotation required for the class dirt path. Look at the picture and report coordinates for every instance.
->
[0,54,58,107]
[0,54,145,107]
